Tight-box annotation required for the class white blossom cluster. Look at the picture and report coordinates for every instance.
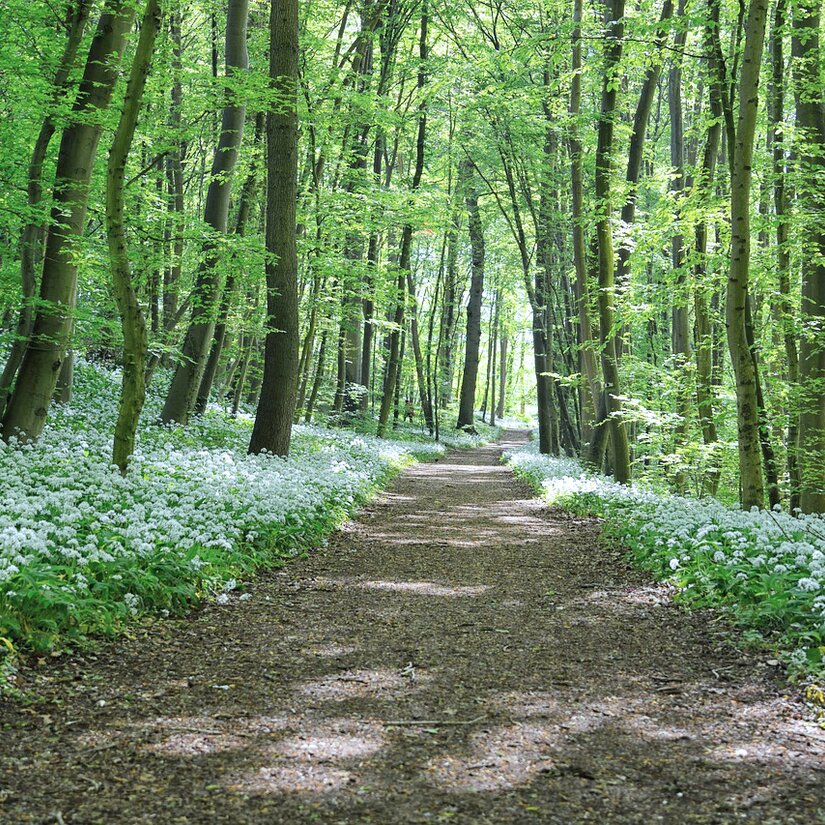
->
[505,441,825,670]
[0,362,447,622]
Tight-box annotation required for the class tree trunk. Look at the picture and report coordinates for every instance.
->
[456,158,485,431]
[295,278,321,420]
[568,0,599,450]
[406,270,434,434]
[745,296,781,507]
[481,294,495,423]
[55,351,74,405]
[593,0,631,483]
[2,1,137,442]
[489,293,499,427]
[160,0,249,425]
[378,4,427,438]
[793,0,825,513]
[195,110,265,416]
[359,153,382,412]
[0,0,92,420]
[249,0,300,456]
[693,0,724,496]
[497,335,507,420]
[615,0,675,308]
[393,327,406,428]
[304,332,327,424]
[438,201,461,409]
[230,334,252,416]
[163,10,184,335]
[335,15,377,415]
[770,0,800,510]
[669,0,690,491]
[726,0,769,509]
[536,102,561,455]
[108,0,162,473]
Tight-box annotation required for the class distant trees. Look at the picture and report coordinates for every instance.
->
[456,158,485,432]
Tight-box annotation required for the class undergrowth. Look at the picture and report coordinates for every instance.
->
[0,362,491,691]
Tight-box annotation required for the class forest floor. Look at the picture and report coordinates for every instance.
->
[2,431,825,824]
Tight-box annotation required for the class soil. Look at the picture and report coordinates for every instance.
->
[2,431,825,824]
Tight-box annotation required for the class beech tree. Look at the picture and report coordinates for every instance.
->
[160,0,250,425]
[1,1,137,442]
[108,0,163,473]
[249,0,300,456]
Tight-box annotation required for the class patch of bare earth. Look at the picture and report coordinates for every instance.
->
[2,431,825,824]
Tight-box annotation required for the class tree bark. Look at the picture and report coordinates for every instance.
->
[304,331,327,424]
[536,97,561,454]
[615,0,675,305]
[693,0,724,496]
[792,0,825,512]
[406,270,434,434]
[108,0,162,473]
[489,292,499,427]
[497,335,507,420]
[438,195,462,408]
[2,1,137,442]
[195,110,265,415]
[160,0,249,425]
[249,0,300,456]
[295,276,322,420]
[593,0,631,483]
[669,0,690,491]
[378,3,427,438]
[726,0,769,509]
[0,0,92,420]
[568,0,599,450]
[456,158,485,431]
[769,0,800,510]
[230,333,253,416]
[163,10,184,335]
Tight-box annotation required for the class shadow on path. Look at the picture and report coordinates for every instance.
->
[2,431,824,823]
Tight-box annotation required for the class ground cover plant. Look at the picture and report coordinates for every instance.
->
[0,362,492,684]
[505,440,825,681]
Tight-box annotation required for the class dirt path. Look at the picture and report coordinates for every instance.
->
[2,431,825,824]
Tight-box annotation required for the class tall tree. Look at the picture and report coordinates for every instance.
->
[692,0,724,496]
[249,0,300,456]
[194,110,266,415]
[593,0,631,483]
[669,0,690,488]
[160,0,250,425]
[792,0,825,513]
[0,0,93,421]
[2,1,138,442]
[108,0,163,473]
[456,157,485,431]
[568,0,599,450]
[378,2,428,438]
[726,0,770,508]
[769,0,799,509]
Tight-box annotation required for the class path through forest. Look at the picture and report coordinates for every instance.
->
[2,432,825,823]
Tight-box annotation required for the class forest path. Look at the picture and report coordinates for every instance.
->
[2,431,825,824]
